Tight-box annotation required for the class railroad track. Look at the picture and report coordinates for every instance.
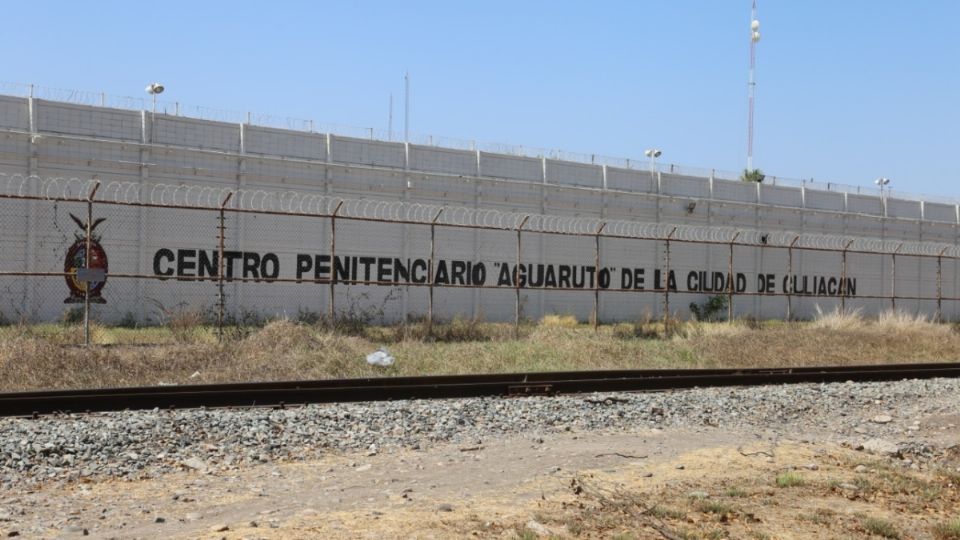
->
[2,362,959,418]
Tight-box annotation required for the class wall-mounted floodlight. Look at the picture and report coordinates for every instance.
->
[144,83,166,140]
[875,178,891,217]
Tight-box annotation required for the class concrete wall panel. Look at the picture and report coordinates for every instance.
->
[37,101,141,141]
[410,145,477,177]
[0,96,28,130]
[605,167,654,193]
[245,126,327,160]
[848,194,882,216]
[330,136,405,168]
[479,153,542,183]
[546,159,603,189]
[805,190,845,212]
[154,116,239,152]
[713,179,758,203]
[924,202,957,224]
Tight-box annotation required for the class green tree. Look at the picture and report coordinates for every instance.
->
[740,168,765,183]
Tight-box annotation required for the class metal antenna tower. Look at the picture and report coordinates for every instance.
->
[747,1,761,171]
[404,71,410,143]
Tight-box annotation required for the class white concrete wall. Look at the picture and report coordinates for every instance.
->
[1,98,958,324]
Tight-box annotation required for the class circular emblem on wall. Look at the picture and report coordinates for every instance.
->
[64,214,108,304]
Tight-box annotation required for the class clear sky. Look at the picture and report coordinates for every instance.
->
[6,1,959,199]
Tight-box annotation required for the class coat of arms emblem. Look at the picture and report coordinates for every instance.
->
[64,214,108,304]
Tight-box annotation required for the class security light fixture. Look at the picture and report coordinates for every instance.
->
[145,83,164,95]
[644,149,662,158]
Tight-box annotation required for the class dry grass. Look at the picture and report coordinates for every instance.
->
[1,309,959,390]
[478,444,960,540]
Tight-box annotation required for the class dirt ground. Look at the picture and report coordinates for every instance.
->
[4,420,959,540]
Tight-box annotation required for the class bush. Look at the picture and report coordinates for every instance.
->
[392,315,491,343]
[690,295,728,322]
[862,517,900,539]
[540,314,579,328]
[613,314,660,340]
[775,472,804,488]
[61,307,84,325]
[932,519,960,540]
[295,307,322,325]
[116,311,139,329]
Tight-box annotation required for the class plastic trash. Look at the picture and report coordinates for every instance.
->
[366,347,395,367]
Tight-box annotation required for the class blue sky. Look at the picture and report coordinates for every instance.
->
[8,1,959,198]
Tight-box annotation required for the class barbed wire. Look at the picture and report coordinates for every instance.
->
[1,172,957,258]
[8,82,957,205]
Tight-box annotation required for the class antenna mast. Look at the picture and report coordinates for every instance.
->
[747,0,760,171]
[404,71,410,143]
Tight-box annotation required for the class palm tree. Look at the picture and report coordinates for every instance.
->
[740,168,765,183]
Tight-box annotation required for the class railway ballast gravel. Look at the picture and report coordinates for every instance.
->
[1,377,958,488]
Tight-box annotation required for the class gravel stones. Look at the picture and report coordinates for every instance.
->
[0,377,958,487]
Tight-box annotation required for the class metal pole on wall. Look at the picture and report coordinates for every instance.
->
[515,216,530,338]
[428,209,443,333]
[663,227,677,328]
[892,244,903,312]
[786,235,800,321]
[83,181,101,346]
[329,201,344,325]
[728,231,741,321]
[217,191,234,342]
[840,240,854,313]
[593,223,607,331]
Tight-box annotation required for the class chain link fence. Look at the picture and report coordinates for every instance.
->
[1,172,958,344]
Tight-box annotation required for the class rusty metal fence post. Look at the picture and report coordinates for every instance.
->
[83,181,101,346]
[727,232,741,321]
[937,247,948,322]
[328,201,344,325]
[892,243,903,312]
[216,191,233,342]
[514,216,530,338]
[786,235,800,321]
[663,227,677,327]
[427,209,444,333]
[593,223,606,331]
[840,240,854,313]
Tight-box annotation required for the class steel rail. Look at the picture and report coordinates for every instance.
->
[1,362,958,417]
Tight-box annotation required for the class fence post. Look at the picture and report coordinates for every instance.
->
[664,227,677,328]
[428,209,444,334]
[840,240,854,313]
[515,216,530,338]
[937,247,948,322]
[216,191,234,342]
[786,235,800,321]
[329,201,344,324]
[594,223,607,331]
[728,232,741,321]
[892,244,903,312]
[83,181,101,346]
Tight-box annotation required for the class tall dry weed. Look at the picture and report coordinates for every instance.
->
[810,305,864,331]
